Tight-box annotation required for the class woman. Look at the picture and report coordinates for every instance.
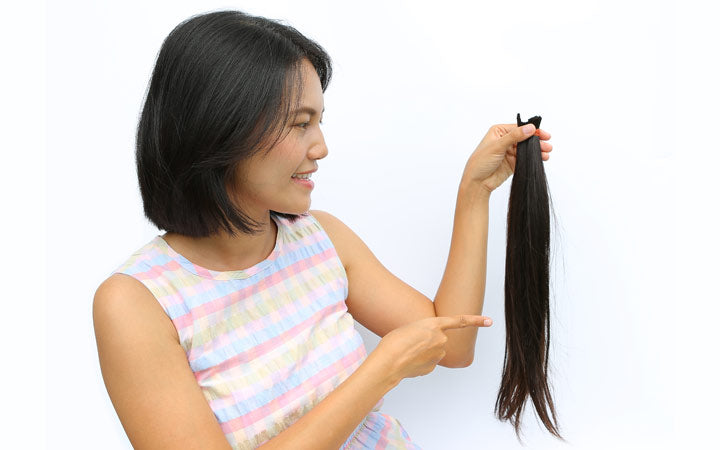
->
[92,9,553,450]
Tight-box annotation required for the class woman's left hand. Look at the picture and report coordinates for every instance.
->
[461,123,553,194]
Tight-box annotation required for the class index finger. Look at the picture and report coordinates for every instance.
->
[436,315,493,330]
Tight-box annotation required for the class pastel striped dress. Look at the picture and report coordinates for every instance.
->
[111,212,422,449]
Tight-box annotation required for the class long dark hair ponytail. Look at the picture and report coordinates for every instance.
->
[494,114,564,443]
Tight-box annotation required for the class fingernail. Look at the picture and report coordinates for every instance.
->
[523,124,535,135]
[483,319,492,326]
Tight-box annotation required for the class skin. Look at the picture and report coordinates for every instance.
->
[159,57,555,369]
[464,122,552,194]
[161,58,327,271]
[160,58,552,273]
[93,56,555,449]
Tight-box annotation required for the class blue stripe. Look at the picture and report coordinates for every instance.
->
[212,323,365,424]
[189,282,347,371]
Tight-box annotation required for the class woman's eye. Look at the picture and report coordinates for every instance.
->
[297,120,323,129]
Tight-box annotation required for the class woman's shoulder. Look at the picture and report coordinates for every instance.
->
[306,209,343,244]
[93,273,180,344]
[306,209,361,274]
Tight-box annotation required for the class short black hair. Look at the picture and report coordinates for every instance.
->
[135,9,332,237]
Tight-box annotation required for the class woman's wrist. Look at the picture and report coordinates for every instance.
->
[458,178,492,205]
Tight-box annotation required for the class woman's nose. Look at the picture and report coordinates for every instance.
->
[309,134,328,160]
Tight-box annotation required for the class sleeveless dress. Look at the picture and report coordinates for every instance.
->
[110,212,422,449]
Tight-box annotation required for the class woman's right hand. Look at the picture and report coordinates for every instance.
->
[371,315,493,383]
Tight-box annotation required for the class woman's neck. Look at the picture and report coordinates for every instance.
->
[161,214,278,272]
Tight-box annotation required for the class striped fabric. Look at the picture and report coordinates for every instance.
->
[111,212,422,449]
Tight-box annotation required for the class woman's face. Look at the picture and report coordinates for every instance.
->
[230,59,327,218]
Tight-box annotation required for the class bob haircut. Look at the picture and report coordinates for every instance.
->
[136,9,332,237]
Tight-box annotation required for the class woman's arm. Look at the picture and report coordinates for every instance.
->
[432,181,491,367]
[257,350,398,449]
[433,123,552,365]
[94,273,400,450]
[309,209,486,369]
[308,127,551,370]
[93,274,232,449]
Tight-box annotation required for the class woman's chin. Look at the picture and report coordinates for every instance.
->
[274,202,311,215]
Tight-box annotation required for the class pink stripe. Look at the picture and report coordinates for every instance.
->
[208,278,330,362]
[132,258,183,281]
[178,246,337,331]
[283,229,326,253]
[209,319,360,411]
[374,414,393,450]
[194,299,348,383]
[194,265,214,278]
[219,343,367,434]
[170,310,193,330]
[187,248,344,363]
[129,259,195,330]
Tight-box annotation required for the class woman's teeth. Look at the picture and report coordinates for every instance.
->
[292,173,312,179]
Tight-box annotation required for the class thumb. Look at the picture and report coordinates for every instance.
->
[503,123,536,147]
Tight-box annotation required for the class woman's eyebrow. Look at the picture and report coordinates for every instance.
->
[291,106,325,116]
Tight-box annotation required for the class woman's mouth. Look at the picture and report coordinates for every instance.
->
[291,173,314,189]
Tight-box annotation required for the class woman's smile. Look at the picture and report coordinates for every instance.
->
[291,176,315,189]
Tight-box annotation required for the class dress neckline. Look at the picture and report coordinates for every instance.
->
[154,214,284,281]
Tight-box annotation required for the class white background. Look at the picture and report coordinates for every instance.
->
[3,0,717,448]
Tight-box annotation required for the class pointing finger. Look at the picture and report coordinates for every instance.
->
[436,315,493,330]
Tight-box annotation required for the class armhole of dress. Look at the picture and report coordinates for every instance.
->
[306,212,350,297]
[110,270,193,353]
